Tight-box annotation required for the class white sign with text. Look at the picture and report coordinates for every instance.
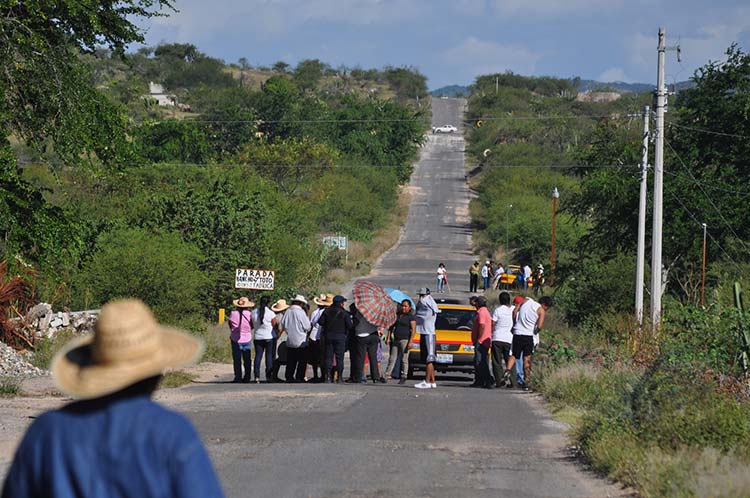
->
[235,268,275,290]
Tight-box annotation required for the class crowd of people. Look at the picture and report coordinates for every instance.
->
[468,260,545,294]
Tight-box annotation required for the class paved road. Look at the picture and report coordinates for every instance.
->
[176,99,626,497]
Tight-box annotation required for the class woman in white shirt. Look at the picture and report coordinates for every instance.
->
[251,296,276,383]
[436,263,447,293]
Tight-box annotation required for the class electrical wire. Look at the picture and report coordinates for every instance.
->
[664,170,750,197]
[665,138,750,258]
[665,121,750,139]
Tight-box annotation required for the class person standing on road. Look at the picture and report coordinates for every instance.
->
[505,296,553,390]
[279,295,311,383]
[309,293,333,383]
[490,292,514,387]
[436,263,447,293]
[468,260,480,292]
[2,299,224,498]
[251,296,276,383]
[228,296,254,383]
[471,295,494,388]
[481,261,491,291]
[386,299,417,384]
[319,295,353,383]
[270,299,289,383]
[414,288,439,389]
[352,308,384,384]
[492,263,505,290]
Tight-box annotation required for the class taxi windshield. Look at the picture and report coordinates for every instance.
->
[435,308,476,331]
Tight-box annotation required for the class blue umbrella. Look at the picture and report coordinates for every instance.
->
[385,288,415,309]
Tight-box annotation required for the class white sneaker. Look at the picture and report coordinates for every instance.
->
[414,381,431,389]
[430,383,437,388]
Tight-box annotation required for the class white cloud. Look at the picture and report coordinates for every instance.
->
[440,37,541,80]
[598,67,629,82]
[490,0,625,18]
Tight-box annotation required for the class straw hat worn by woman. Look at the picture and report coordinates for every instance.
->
[228,296,255,383]
[2,299,224,498]
[269,299,290,382]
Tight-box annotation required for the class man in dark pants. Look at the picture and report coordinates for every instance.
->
[468,260,480,293]
[491,291,514,387]
[319,295,353,383]
[352,309,383,383]
[471,295,494,388]
[279,295,311,383]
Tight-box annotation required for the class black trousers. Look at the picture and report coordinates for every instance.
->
[324,336,347,380]
[285,346,307,382]
[469,273,478,292]
[354,333,380,382]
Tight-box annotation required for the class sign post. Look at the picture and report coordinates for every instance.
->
[323,235,348,264]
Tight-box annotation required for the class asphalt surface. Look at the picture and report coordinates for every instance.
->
[174,99,626,497]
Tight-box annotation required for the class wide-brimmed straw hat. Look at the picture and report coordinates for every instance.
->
[271,299,290,312]
[232,296,255,308]
[51,299,204,400]
[313,293,334,307]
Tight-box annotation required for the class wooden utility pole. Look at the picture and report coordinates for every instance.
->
[550,187,559,286]
[651,27,667,329]
[635,106,650,326]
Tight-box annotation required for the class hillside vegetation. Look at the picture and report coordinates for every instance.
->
[1,3,428,345]
[466,57,750,497]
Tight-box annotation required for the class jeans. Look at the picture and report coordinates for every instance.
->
[516,351,525,386]
[386,339,409,379]
[354,333,380,381]
[469,273,478,292]
[473,342,493,386]
[483,276,490,290]
[437,278,445,293]
[253,339,274,380]
[324,336,346,380]
[285,346,307,382]
[231,340,252,381]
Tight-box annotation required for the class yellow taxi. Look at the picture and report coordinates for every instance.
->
[407,300,477,378]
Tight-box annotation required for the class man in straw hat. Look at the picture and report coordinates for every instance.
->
[279,294,311,383]
[2,298,224,498]
[309,293,333,383]
[228,296,254,383]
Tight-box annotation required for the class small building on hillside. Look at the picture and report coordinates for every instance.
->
[145,82,176,107]
[575,91,622,103]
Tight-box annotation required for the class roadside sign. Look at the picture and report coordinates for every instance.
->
[235,268,275,290]
[323,235,347,250]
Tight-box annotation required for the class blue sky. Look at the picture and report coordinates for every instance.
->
[138,0,750,89]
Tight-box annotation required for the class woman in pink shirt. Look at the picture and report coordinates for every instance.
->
[228,296,254,383]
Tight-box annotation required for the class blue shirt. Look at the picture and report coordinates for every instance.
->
[2,394,224,498]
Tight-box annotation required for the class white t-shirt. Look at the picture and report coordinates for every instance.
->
[481,265,489,278]
[512,299,541,336]
[251,307,275,340]
[491,305,514,343]
[310,307,325,341]
[437,267,446,281]
[524,265,532,279]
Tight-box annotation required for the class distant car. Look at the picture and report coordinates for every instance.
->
[407,301,476,378]
[432,124,458,134]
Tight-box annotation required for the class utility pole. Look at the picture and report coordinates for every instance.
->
[550,187,559,286]
[651,27,667,330]
[506,204,513,260]
[701,223,707,306]
[636,105,650,326]
[495,76,499,94]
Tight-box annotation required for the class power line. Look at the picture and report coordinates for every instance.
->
[665,138,750,258]
[664,170,750,197]
[666,121,750,139]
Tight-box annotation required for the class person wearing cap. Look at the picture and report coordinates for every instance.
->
[468,260,480,292]
[506,296,553,390]
[481,261,491,291]
[318,295,353,382]
[279,294,312,383]
[386,299,416,384]
[491,292,515,387]
[471,295,494,388]
[308,293,333,383]
[251,296,276,383]
[2,299,224,498]
[414,288,439,389]
[270,299,290,383]
[228,296,254,383]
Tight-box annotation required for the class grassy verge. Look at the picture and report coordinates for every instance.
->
[0,377,21,397]
[161,370,197,388]
[30,330,78,370]
[537,358,750,498]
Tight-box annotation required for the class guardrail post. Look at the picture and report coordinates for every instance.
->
[218,308,225,325]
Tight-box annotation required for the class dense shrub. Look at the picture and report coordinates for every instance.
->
[73,227,207,321]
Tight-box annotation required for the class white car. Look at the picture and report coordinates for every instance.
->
[432,124,458,134]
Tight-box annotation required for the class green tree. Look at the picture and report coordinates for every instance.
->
[293,59,328,92]
[133,120,214,163]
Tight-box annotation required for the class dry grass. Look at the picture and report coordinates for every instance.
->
[161,370,197,388]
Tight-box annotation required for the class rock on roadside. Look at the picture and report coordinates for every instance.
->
[0,342,47,378]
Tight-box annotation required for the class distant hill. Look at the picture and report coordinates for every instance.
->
[431,85,470,97]
[575,79,694,94]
